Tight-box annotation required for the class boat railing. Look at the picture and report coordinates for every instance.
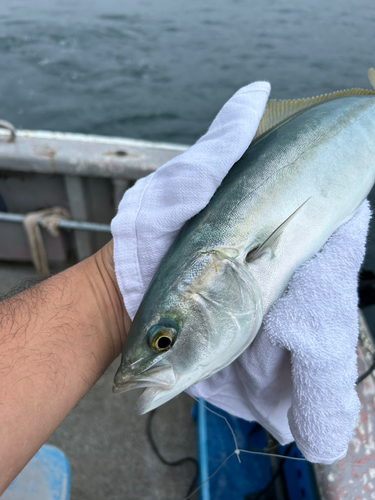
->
[0,121,188,264]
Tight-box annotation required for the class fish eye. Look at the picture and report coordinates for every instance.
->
[150,330,175,352]
[148,322,178,353]
[154,334,172,351]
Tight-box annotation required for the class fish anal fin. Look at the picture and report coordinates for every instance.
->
[246,197,311,263]
[254,87,375,141]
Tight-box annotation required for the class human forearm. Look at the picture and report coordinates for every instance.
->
[0,240,129,493]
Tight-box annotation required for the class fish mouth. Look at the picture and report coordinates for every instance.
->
[112,364,177,394]
[133,386,181,414]
[134,387,167,414]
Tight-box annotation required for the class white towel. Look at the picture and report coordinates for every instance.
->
[189,201,371,463]
[111,81,271,319]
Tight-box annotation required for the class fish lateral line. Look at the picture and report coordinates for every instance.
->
[245,196,311,263]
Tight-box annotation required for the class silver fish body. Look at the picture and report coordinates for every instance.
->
[114,95,375,414]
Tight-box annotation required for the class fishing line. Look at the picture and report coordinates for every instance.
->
[151,293,375,500]
[236,448,305,461]
[189,395,241,463]
[146,346,375,499]
[183,350,375,499]
[183,451,237,500]
[182,396,306,500]
[190,395,305,460]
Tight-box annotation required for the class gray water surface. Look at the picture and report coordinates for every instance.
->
[1,0,375,144]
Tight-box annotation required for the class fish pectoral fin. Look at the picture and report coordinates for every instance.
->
[246,197,311,263]
[209,247,239,260]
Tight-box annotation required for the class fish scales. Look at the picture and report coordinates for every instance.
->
[114,94,375,414]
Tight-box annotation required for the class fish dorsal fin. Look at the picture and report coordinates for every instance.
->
[246,197,311,263]
[254,86,375,141]
[368,68,375,91]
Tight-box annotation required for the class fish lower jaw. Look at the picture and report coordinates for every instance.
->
[134,371,207,414]
[133,387,179,415]
[112,378,175,395]
[113,381,156,394]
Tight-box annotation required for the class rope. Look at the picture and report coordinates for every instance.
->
[23,207,70,279]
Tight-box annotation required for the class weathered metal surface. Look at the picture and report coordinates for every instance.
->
[112,179,131,208]
[313,312,375,499]
[84,177,114,253]
[0,171,70,262]
[0,126,187,263]
[64,175,94,260]
[0,128,188,180]
[0,169,114,261]
[0,120,16,143]
[0,212,111,233]
[0,221,68,263]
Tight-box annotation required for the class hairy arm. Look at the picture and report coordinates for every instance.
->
[0,241,130,494]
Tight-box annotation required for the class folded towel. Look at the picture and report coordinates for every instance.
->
[111,81,271,320]
[190,200,371,463]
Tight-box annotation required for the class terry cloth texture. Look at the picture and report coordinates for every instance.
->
[111,81,271,320]
[189,200,371,464]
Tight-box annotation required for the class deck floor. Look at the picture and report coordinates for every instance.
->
[0,263,197,500]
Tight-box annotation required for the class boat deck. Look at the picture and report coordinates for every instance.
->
[0,263,197,500]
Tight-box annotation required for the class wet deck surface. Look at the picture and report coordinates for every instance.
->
[0,263,197,500]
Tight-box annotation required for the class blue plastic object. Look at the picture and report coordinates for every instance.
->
[197,399,210,500]
[281,443,319,500]
[194,400,319,500]
[194,400,273,499]
[2,444,71,500]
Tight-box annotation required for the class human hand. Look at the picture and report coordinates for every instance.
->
[0,240,129,494]
[111,81,271,319]
[188,201,371,464]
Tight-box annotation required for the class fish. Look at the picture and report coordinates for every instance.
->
[113,69,375,414]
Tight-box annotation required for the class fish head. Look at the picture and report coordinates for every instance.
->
[113,249,263,414]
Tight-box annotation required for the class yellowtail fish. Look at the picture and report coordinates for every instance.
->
[113,69,375,414]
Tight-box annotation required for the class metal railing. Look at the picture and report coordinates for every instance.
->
[0,212,111,233]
